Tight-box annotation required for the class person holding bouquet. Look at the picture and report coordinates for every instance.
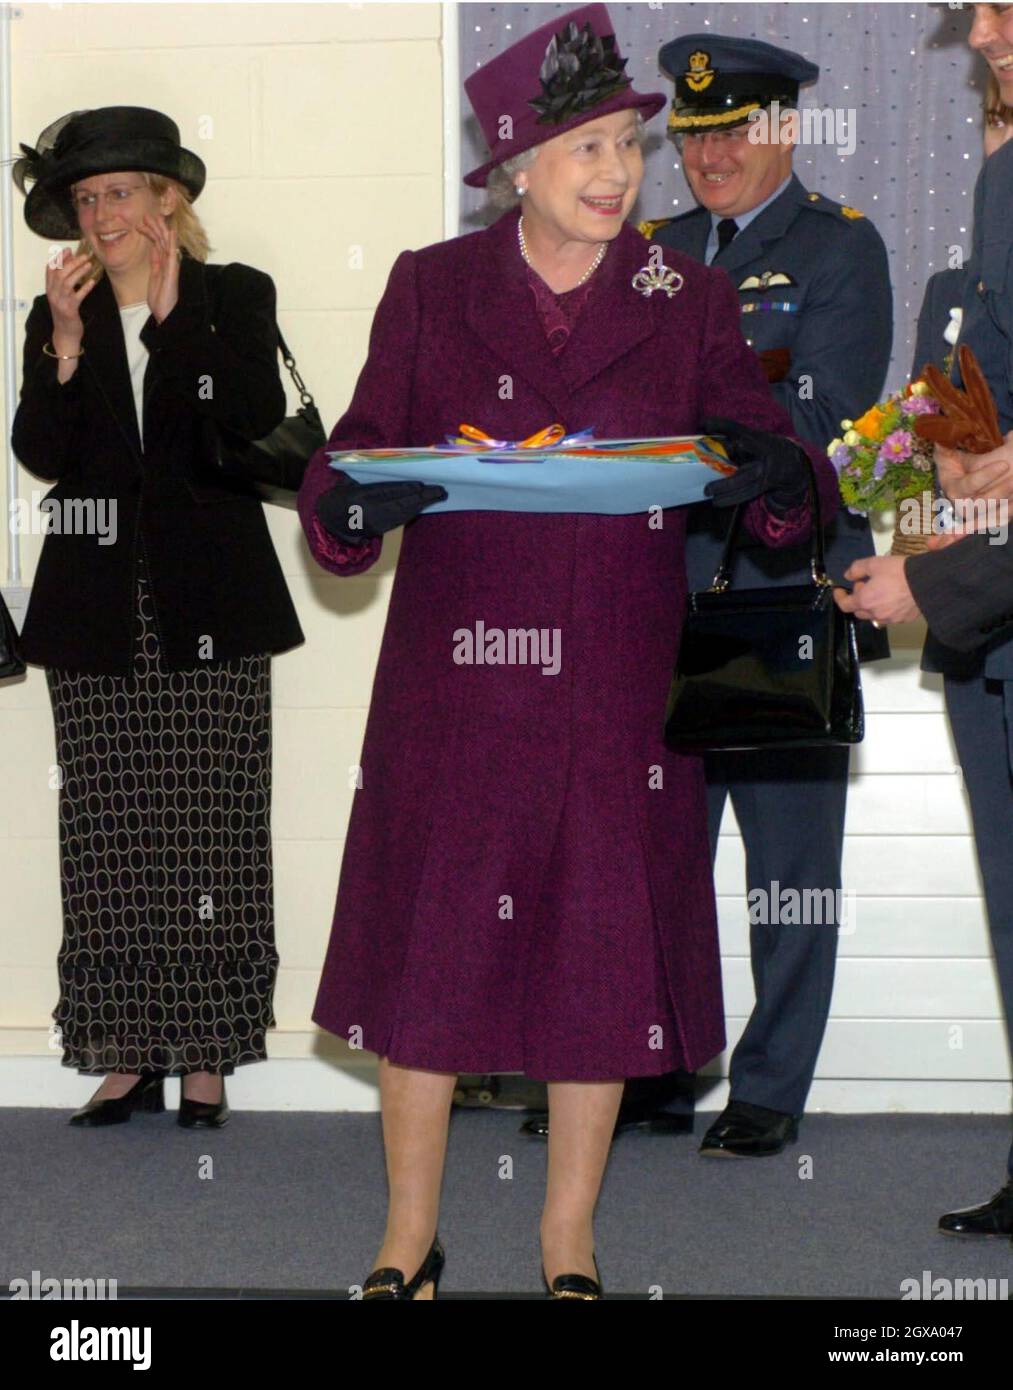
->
[298,4,839,1298]
[838,2,1013,1245]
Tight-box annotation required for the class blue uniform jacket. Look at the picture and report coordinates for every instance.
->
[951,137,1013,680]
[644,174,894,660]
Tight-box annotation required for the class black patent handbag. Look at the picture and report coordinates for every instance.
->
[0,589,26,679]
[665,456,863,752]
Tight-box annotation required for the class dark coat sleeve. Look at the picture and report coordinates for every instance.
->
[297,249,420,576]
[768,218,893,447]
[906,534,1013,651]
[11,295,86,483]
[140,261,286,439]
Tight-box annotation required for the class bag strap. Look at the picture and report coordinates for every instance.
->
[200,263,318,411]
[275,328,316,410]
[706,449,830,593]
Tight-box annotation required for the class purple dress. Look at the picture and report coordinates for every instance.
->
[297,211,839,1081]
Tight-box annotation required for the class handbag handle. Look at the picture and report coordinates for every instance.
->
[276,327,316,411]
[705,447,830,593]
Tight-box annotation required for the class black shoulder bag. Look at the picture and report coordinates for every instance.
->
[204,266,326,508]
[665,457,863,751]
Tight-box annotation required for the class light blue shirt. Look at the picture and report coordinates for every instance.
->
[703,174,794,265]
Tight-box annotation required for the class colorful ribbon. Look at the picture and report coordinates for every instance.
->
[445,422,597,451]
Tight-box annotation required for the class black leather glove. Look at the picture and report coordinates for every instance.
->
[315,479,448,543]
[701,415,809,510]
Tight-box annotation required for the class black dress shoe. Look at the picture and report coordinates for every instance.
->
[178,1079,229,1129]
[938,1182,1013,1237]
[69,1073,165,1127]
[520,1102,693,1140]
[543,1256,603,1300]
[699,1100,798,1158]
[362,1237,445,1299]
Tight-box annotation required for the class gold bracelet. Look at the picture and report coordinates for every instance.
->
[43,341,84,360]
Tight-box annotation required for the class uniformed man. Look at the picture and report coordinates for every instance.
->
[633,35,893,1158]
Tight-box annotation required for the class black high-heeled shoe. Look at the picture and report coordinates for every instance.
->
[69,1072,165,1127]
[542,1255,603,1300]
[178,1076,230,1129]
[362,1237,445,1300]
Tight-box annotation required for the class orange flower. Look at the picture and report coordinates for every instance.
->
[852,405,888,440]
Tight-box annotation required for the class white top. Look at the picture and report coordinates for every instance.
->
[119,301,150,447]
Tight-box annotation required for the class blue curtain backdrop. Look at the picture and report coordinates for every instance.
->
[458,2,988,394]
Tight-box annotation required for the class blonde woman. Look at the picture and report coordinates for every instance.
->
[11,106,303,1128]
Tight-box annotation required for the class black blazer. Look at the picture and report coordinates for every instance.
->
[12,253,304,675]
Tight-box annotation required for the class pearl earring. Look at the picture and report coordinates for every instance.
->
[515,184,525,197]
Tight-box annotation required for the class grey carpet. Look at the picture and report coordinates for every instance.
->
[1,1109,1010,1297]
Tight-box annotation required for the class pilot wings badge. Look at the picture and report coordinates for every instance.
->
[738,270,798,292]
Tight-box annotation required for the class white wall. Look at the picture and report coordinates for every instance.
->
[0,2,1008,1117]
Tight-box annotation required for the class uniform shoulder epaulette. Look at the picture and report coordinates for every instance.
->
[803,190,866,221]
[638,216,675,240]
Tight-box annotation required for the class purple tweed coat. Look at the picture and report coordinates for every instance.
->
[298,207,839,1082]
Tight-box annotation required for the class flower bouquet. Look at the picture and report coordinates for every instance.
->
[827,383,941,555]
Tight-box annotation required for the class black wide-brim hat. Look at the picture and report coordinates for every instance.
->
[12,106,206,240]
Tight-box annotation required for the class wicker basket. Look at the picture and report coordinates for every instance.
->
[890,490,936,556]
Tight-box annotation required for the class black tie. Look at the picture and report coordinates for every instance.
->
[714,217,739,260]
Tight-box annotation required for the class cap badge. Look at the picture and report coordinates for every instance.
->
[685,50,715,93]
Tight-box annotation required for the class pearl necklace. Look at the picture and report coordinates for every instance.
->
[517,215,607,289]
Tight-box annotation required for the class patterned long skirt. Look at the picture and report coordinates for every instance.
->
[45,546,278,1075]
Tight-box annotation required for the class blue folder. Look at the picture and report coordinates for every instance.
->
[328,437,726,516]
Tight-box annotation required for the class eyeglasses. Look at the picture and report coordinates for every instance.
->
[70,183,147,214]
[673,125,753,154]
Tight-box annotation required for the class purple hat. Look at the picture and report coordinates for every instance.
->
[463,3,665,189]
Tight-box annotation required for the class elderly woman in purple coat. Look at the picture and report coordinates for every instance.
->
[298,4,838,1299]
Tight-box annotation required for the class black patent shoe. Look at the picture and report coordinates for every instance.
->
[362,1237,445,1300]
[543,1256,603,1301]
[520,1103,692,1140]
[938,1182,1013,1237]
[699,1100,798,1158]
[69,1073,165,1127]
[178,1078,230,1129]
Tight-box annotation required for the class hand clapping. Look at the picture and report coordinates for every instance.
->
[45,250,97,342]
[137,213,179,323]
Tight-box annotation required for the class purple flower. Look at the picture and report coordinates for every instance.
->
[878,429,913,467]
[830,443,851,472]
[872,453,887,480]
[905,395,941,416]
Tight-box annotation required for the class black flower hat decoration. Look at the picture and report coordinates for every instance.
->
[529,20,633,125]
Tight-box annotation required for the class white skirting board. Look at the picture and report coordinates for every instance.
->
[0,1039,1009,1116]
